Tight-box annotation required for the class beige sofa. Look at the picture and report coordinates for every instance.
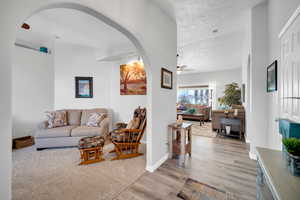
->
[35,108,112,150]
[178,104,211,121]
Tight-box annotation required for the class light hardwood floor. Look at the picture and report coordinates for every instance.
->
[116,136,257,200]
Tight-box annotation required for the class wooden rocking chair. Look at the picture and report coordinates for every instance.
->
[110,107,146,160]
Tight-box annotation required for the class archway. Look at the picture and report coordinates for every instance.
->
[12,3,151,199]
[1,1,177,199]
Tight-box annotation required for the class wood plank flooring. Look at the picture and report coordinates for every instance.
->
[115,136,257,200]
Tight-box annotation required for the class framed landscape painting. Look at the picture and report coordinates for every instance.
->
[161,68,173,89]
[75,77,93,98]
[267,60,277,92]
[120,61,146,95]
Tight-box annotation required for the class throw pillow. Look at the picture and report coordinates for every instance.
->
[46,111,67,128]
[86,113,105,127]
[126,117,140,129]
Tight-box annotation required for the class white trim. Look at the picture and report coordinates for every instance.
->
[146,153,169,172]
[245,137,251,144]
[249,151,257,160]
[279,5,300,38]
[141,140,147,144]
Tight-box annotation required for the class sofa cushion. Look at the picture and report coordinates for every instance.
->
[35,126,76,138]
[67,110,82,125]
[86,113,105,127]
[71,126,102,137]
[45,111,67,128]
[81,109,108,126]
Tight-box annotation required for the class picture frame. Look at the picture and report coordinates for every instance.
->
[75,77,93,98]
[242,84,245,103]
[161,68,173,89]
[267,60,278,92]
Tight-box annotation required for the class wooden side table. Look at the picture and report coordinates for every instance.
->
[168,123,192,166]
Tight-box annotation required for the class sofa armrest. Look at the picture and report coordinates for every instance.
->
[37,121,48,130]
[99,118,110,139]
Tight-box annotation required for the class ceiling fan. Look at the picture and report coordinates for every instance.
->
[177,54,194,74]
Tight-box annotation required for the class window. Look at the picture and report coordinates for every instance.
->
[177,86,209,105]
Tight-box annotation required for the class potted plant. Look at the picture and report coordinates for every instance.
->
[218,82,242,108]
[282,138,300,176]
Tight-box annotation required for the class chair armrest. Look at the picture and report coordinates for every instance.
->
[37,121,48,129]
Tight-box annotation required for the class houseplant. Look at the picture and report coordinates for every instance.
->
[218,82,242,107]
[282,138,300,176]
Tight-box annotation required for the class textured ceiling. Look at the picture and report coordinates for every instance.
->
[153,0,264,73]
[16,8,134,54]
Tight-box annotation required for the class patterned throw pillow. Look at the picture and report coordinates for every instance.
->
[86,113,105,127]
[46,111,67,128]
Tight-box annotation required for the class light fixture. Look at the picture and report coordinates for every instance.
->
[21,23,30,30]
[212,29,218,33]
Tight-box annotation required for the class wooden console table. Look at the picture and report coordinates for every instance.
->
[168,123,192,166]
[257,147,300,200]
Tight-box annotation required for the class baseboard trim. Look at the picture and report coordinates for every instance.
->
[146,153,169,173]
[249,151,257,160]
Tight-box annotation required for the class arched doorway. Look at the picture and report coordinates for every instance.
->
[0,1,177,199]
[12,3,151,199]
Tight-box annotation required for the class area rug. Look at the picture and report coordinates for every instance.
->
[12,144,146,200]
[185,121,217,138]
[177,178,235,200]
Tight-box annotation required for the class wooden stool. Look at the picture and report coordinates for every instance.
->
[78,136,105,165]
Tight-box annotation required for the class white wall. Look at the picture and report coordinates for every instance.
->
[241,11,251,143]
[54,41,112,109]
[267,0,300,151]
[248,1,269,157]
[55,42,147,141]
[110,60,147,124]
[177,68,242,109]
[1,1,176,198]
[12,46,54,138]
[246,0,300,158]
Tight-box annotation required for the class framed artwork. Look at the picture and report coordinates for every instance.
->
[75,77,93,98]
[242,84,245,103]
[161,68,173,89]
[120,61,146,95]
[267,60,277,92]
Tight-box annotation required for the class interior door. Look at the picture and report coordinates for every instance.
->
[280,13,300,122]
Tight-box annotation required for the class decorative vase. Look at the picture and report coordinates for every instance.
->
[234,109,238,117]
[225,125,231,135]
[284,149,300,176]
[176,115,183,126]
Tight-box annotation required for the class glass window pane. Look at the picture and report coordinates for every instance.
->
[177,87,209,105]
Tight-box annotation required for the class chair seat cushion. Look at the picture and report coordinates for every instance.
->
[78,136,105,149]
[35,126,76,138]
[71,126,102,137]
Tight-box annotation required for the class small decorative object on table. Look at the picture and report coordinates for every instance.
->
[176,115,183,126]
[13,136,34,149]
[282,138,300,176]
[78,136,105,165]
